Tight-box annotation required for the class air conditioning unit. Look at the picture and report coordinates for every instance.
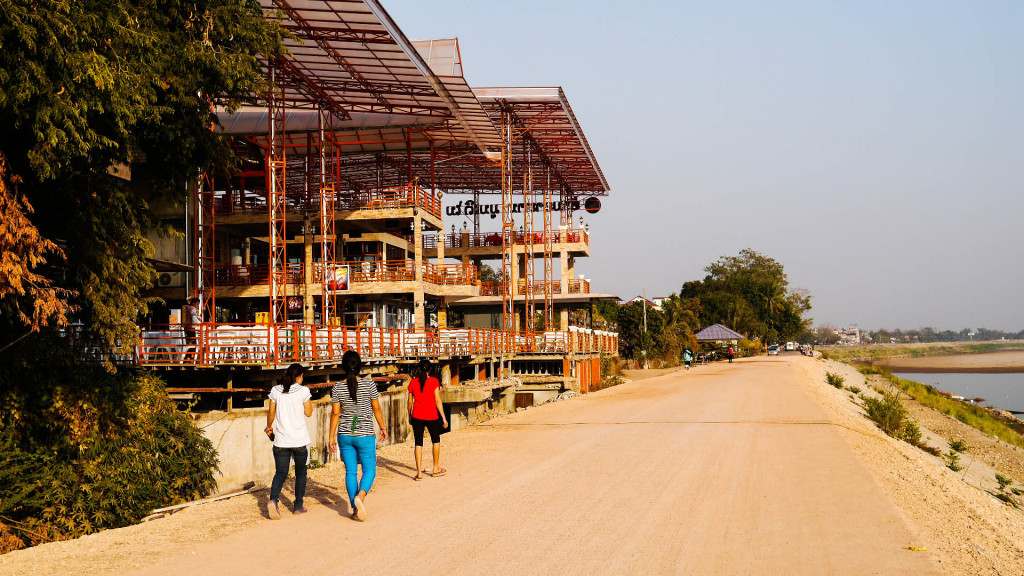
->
[153,272,185,288]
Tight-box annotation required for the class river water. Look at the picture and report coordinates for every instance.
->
[896,372,1024,414]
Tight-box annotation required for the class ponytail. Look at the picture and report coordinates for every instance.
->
[342,350,361,402]
[282,363,305,393]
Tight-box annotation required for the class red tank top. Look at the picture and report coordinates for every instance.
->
[409,377,440,420]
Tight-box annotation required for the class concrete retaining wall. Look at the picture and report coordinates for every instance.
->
[196,381,519,491]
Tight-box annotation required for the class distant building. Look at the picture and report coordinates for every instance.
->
[623,296,661,311]
[834,325,861,345]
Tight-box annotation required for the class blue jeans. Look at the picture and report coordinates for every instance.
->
[270,446,308,510]
[338,434,376,507]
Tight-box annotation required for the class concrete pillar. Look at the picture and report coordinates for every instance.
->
[437,300,447,329]
[414,289,425,330]
[413,215,423,283]
[441,363,452,387]
[559,249,569,294]
[303,216,315,324]
[413,214,426,330]
[437,226,445,263]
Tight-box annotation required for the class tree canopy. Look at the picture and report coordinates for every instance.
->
[605,249,812,364]
[681,249,811,344]
[0,0,282,354]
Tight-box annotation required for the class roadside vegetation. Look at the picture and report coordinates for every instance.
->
[858,366,1024,449]
[0,1,282,554]
[0,336,219,553]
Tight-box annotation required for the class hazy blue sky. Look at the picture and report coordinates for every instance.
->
[386,0,1024,331]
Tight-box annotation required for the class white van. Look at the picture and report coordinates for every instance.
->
[785,342,796,351]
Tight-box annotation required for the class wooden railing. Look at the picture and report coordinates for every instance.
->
[478,278,591,296]
[128,323,617,367]
[332,185,441,219]
[214,260,479,287]
[210,185,441,219]
[214,263,303,287]
[423,229,589,249]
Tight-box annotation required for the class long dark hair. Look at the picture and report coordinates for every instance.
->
[415,359,431,393]
[342,350,361,402]
[282,363,305,393]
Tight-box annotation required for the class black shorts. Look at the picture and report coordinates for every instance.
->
[411,417,442,446]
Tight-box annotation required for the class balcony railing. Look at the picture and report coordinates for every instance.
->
[423,229,589,249]
[126,323,618,367]
[211,260,479,288]
[211,185,441,219]
[332,185,441,219]
[478,278,591,296]
[214,263,304,287]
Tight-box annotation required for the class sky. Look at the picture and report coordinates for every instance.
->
[385,0,1024,332]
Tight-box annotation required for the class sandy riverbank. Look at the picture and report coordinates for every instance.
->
[876,350,1024,373]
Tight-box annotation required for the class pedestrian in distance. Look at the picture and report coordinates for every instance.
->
[683,348,693,371]
[183,297,201,360]
[407,359,449,480]
[727,346,735,363]
[329,350,388,521]
[265,363,313,519]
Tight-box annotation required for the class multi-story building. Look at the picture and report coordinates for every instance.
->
[134,2,617,410]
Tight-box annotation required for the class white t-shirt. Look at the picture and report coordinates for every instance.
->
[268,384,312,448]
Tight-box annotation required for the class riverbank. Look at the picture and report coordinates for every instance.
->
[802,357,1024,574]
[876,350,1024,373]
[820,340,1024,364]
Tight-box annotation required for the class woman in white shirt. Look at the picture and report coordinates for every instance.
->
[265,363,313,519]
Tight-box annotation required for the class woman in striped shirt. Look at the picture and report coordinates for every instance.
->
[329,350,388,521]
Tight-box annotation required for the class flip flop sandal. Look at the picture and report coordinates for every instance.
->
[432,469,447,477]
[353,496,368,521]
[414,474,423,481]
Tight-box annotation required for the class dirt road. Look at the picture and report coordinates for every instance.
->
[2,357,941,575]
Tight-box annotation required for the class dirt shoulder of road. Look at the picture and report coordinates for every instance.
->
[797,357,1024,575]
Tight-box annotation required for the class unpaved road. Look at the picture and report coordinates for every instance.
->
[3,357,941,575]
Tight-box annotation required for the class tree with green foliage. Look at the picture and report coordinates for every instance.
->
[616,301,665,363]
[680,249,811,343]
[0,0,282,551]
[0,334,219,552]
[1,0,282,355]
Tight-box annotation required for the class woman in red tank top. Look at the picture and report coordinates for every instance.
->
[407,359,448,480]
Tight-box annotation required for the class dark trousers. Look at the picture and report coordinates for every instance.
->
[270,445,308,509]
[411,417,442,446]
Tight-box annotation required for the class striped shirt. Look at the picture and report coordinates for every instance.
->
[331,377,380,437]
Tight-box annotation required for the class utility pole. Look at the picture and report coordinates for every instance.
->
[643,288,649,369]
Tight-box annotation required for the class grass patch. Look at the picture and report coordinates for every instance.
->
[943,450,963,472]
[995,474,1019,508]
[846,385,861,394]
[949,438,969,453]
[826,372,845,389]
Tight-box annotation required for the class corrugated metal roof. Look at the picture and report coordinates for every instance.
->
[694,324,746,341]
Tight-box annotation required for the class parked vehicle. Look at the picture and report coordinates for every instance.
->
[767,345,780,356]
[785,342,796,351]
